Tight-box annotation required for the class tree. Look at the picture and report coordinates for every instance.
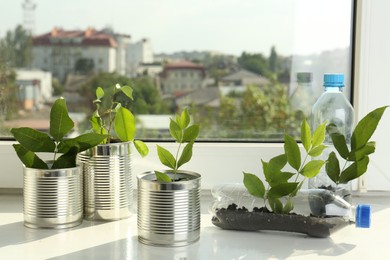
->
[212,83,300,139]
[218,96,241,137]
[0,63,18,134]
[268,46,278,73]
[203,54,238,85]
[80,72,169,115]
[238,52,269,76]
[240,84,299,138]
[0,25,32,68]
[126,76,170,115]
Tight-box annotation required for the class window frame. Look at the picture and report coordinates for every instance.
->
[4,0,382,191]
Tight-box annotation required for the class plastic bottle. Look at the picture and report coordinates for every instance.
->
[211,183,370,237]
[290,72,316,118]
[309,73,354,201]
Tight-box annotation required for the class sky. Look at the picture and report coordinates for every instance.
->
[0,0,353,56]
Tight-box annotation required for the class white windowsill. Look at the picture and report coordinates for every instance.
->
[0,192,389,259]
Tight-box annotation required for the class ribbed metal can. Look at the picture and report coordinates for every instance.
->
[137,170,201,246]
[23,165,83,229]
[78,141,132,221]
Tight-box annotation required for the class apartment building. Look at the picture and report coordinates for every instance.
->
[31,27,146,82]
[126,38,154,76]
[159,61,206,95]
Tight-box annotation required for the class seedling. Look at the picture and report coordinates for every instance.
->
[90,83,148,157]
[326,106,388,184]
[11,98,106,169]
[155,108,200,182]
[243,119,327,214]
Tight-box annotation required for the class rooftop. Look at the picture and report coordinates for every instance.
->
[160,60,206,78]
[164,60,204,70]
[33,27,118,48]
[221,69,270,86]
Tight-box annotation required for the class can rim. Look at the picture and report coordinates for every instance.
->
[137,170,201,190]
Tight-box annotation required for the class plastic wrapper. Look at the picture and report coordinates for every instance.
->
[210,183,370,238]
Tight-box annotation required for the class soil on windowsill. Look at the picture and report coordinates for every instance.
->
[212,203,351,238]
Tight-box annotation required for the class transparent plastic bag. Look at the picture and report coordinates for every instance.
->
[210,183,370,238]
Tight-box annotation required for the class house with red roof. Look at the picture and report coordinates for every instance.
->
[32,27,123,81]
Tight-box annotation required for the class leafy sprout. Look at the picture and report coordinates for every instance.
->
[325,106,388,184]
[90,83,149,157]
[243,119,327,214]
[11,98,107,169]
[155,108,200,182]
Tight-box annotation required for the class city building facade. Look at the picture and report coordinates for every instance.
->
[31,27,153,82]
[159,61,206,95]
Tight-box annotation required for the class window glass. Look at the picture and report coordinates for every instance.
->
[0,0,354,141]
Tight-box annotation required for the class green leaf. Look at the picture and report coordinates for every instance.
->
[349,141,376,161]
[183,124,200,142]
[12,144,48,169]
[352,106,388,150]
[312,123,326,148]
[261,159,269,178]
[10,127,55,152]
[267,171,295,187]
[243,172,265,198]
[155,171,172,182]
[156,145,176,170]
[96,87,104,99]
[326,152,340,183]
[177,141,194,169]
[269,198,283,213]
[284,134,301,171]
[326,123,340,135]
[134,140,149,157]
[177,108,191,129]
[169,119,183,142]
[50,98,74,141]
[299,160,325,178]
[120,85,134,100]
[58,133,107,153]
[267,182,299,199]
[267,154,287,174]
[264,154,292,186]
[308,144,327,157]
[51,146,79,169]
[301,118,311,152]
[90,113,103,134]
[327,126,349,160]
[339,156,370,183]
[114,107,136,142]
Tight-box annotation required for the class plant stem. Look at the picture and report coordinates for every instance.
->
[294,152,309,183]
[264,184,271,211]
[53,141,59,167]
[336,160,350,186]
[107,109,114,143]
[341,160,349,172]
[106,85,117,143]
[173,142,182,182]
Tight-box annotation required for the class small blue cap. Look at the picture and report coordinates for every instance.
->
[323,74,344,87]
[356,204,371,228]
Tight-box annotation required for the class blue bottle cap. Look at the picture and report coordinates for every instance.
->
[323,74,344,87]
[355,204,371,228]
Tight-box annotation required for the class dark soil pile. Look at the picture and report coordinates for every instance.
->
[212,204,351,238]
